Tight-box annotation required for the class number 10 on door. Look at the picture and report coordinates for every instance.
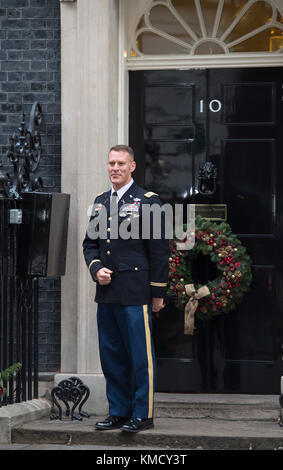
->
[200,99,222,113]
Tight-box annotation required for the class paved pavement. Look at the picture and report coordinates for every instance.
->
[0,443,178,450]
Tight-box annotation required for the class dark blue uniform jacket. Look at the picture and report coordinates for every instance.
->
[82,182,169,306]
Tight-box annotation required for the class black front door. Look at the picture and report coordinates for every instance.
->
[129,67,283,394]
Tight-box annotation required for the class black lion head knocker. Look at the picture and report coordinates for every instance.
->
[197,161,217,196]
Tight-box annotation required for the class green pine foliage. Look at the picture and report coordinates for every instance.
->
[0,363,22,398]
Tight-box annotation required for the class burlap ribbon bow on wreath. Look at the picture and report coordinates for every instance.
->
[184,284,210,335]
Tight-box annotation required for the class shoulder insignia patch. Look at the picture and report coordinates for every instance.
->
[144,191,158,198]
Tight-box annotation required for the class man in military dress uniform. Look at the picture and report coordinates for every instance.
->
[83,145,169,433]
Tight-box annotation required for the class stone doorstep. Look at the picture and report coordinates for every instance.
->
[11,415,283,450]
[1,392,283,448]
[154,393,280,421]
[155,405,279,421]
[0,399,51,444]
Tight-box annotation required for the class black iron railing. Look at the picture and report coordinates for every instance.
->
[0,207,39,404]
[0,103,42,406]
[0,103,70,408]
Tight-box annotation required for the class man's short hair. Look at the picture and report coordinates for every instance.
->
[109,144,135,160]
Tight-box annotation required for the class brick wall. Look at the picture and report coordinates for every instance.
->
[0,0,61,372]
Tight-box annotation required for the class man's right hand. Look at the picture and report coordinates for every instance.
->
[95,267,113,285]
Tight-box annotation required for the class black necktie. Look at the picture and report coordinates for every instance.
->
[111,191,118,203]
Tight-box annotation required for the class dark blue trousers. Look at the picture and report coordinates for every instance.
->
[97,303,156,419]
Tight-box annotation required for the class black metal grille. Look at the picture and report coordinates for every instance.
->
[0,198,39,405]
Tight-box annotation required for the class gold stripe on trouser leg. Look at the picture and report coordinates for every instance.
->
[143,304,154,419]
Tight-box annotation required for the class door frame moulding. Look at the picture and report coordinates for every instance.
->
[125,53,283,71]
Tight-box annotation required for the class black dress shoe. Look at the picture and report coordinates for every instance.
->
[95,415,128,430]
[120,417,154,433]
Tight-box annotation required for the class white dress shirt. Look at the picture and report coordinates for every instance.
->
[111,178,134,202]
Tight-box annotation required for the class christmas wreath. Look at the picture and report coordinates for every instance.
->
[167,216,253,335]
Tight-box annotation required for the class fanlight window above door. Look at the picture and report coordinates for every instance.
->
[129,0,283,56]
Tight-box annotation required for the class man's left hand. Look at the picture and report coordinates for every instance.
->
[152,298,165,313]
